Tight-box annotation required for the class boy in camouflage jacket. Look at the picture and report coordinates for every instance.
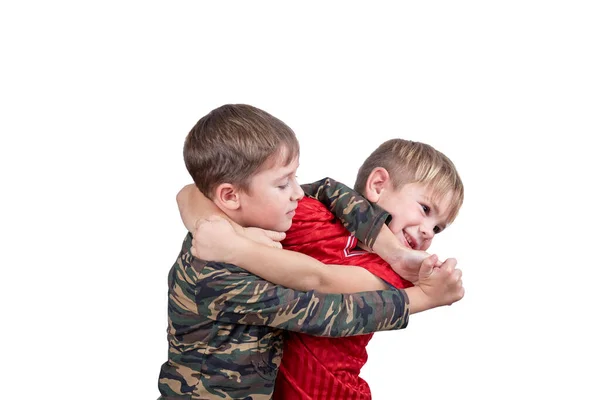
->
[159,104,462,399]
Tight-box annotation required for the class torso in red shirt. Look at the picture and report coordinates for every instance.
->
[274,197,413,400]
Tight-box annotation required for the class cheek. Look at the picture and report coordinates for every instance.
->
[265,191,288,212]
[387,218,403,235]
[394,211,422,230]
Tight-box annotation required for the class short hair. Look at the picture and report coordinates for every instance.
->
[184,104,300,197]
[354,139,464,224]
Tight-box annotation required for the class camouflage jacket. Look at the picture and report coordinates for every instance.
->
[158,178,408,400]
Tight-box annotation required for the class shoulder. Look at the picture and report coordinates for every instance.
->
[294,197,333,221]
[285,197,351,247]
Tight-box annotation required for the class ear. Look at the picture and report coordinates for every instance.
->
[364,167,390,203]
[212,183,241,211]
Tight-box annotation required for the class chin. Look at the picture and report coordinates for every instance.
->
[277,220,293,233]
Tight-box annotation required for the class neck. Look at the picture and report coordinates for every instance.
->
[213,203,249,229]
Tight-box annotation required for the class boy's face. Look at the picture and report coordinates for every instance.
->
[378,182,453,251]
[237,156,304,232]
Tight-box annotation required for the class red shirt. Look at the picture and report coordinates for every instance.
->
[274,197,412,400]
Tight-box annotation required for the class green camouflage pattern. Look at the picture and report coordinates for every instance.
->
[302,177,391,249]
[158,178,405,399]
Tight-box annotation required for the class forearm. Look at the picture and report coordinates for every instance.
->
[371,224,404,261]
[199,265,410,336]
[286,289,410,336]
[404,286,433,314]
[229,239,325,291]
[230,239,387,293]
[302,177,390,249]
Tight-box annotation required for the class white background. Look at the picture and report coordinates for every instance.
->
[1,1,599,399]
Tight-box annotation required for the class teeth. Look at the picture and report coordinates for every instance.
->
[404,232,415,249]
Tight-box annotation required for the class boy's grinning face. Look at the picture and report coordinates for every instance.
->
[237,156,304,232]
[377,182,453,251]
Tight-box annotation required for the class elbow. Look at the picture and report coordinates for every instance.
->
[176,184,196,232]
[176,189,186,215]
[298,274,327,293]
[305,274,336,293]
[176,184,192,210]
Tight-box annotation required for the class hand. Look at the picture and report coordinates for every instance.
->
[388,248,442,284]
[191,216,246,263]
[241,227,286,249]
[416,255,464,308]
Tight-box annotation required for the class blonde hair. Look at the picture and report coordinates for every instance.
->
[355,139,464,224]
[184,104,300,197]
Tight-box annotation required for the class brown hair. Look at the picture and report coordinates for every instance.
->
[355,139,464,224]
[184,104,300,197]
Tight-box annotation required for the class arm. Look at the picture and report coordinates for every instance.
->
[192,257,410,337]
[192,217,464,310]
[231,244,390,293]
[303,177,434,283]
[192,216,388,293]
[223,238,464,316]
[301,177,389,249]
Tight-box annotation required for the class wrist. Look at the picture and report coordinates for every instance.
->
[404,286,434,314]
[373,228,403,263]
[225,234,253,265]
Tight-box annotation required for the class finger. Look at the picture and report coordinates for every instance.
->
[456,287,465,301]
[448,270,461,288]
[420,254,438,277]
[206,215,222,222]
[264,230,286,242]
[441,258,457,272]
[454,268,462,280]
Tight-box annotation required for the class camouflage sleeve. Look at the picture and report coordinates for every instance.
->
[301,177,391,249]
[194,259,409,337]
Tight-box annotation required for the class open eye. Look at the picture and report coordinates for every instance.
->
[433,226,441,234]
[421,204,430,214]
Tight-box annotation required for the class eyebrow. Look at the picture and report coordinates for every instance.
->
[275,164,299,181]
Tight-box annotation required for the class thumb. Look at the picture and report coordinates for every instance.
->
[264,230,286,242]
[419,254,438,278]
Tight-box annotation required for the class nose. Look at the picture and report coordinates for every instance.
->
[291,178,304,201]
[419,221,435,240]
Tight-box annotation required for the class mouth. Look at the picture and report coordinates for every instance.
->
[286,208,296,217]
[402,231,417,249]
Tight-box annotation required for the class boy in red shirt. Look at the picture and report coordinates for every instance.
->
[179,138,463,399]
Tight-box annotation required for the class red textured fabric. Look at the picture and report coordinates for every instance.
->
[274,197,413,400]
